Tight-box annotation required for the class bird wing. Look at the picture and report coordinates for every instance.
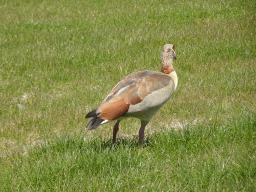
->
[97,70,172,121]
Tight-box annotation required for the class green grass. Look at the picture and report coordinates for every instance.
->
[1,114,255,191]
[0,0,255,191]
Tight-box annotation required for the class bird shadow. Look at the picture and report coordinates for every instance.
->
[99,135,153,150]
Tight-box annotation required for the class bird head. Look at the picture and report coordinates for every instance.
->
[161,44,177,64]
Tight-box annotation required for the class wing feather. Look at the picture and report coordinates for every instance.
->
[97,71,172,121]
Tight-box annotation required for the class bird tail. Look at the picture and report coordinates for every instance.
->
[85,108,105,130]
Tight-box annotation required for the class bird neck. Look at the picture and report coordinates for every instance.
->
[161,63,174,74]
[161,60,178,89]
[161,54,174,74]
[169,70,178,90]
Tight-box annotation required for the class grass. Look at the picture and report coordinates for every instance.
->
[0,0,255,191]
[1,114,255,191]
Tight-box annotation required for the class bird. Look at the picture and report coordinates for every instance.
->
[85,44,178,146]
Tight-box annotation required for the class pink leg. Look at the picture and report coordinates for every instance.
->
[113,120,120,144]
[139,126,146,146]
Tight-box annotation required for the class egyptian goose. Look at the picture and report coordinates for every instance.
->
[85,44,178,145]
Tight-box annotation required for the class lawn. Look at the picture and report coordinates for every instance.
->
[0,0,255,191]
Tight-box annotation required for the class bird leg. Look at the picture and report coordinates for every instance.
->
[139,126,146,146]
[112,120,120,144]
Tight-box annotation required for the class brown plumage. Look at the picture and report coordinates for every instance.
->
[85,44,178,145]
